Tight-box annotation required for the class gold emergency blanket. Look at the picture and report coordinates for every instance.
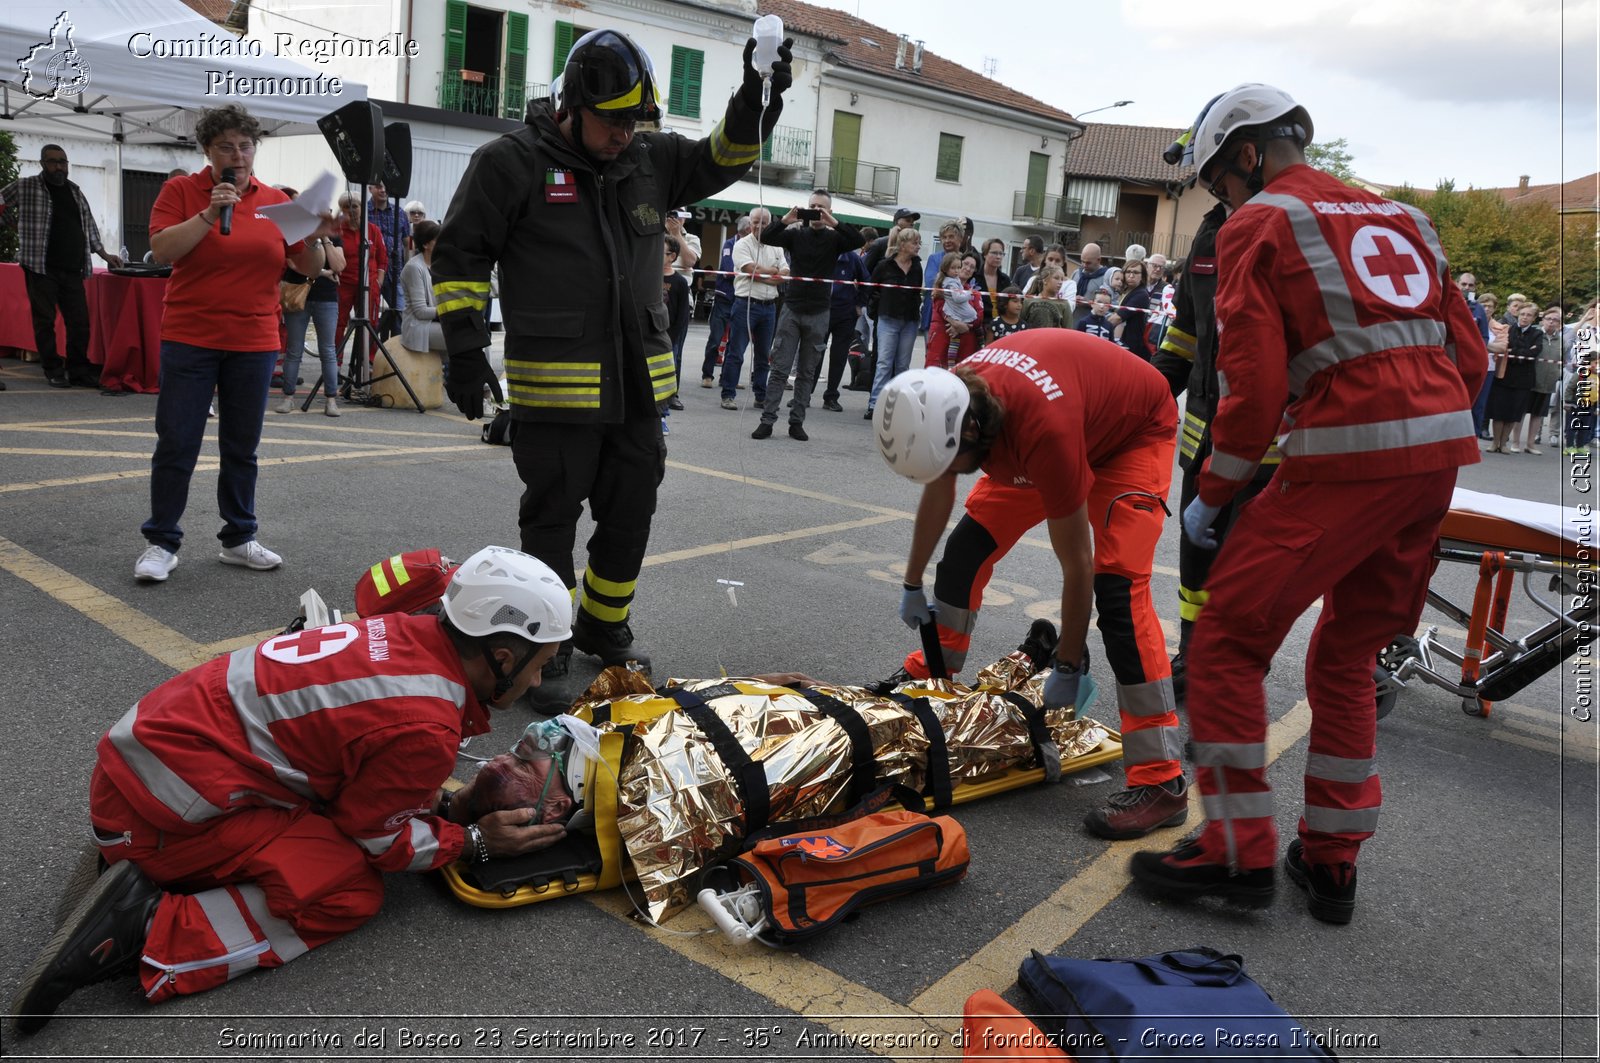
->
[578,651,1111,922]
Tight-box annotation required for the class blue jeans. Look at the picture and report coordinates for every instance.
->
[282,298,340,397]
[720,297,775,402]
[141,340,277,553]
[869,315,918,410]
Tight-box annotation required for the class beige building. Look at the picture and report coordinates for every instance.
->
[1061,123,1211,263]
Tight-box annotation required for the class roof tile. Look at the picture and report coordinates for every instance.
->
[1065,123,1192,184]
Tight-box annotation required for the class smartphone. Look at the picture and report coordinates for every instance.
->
[796,208,821,222]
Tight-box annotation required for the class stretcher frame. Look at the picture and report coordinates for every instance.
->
[1376,499,1594,719]
[441,678,1125,910]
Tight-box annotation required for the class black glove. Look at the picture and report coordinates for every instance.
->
[739,36,794,111]
[447,348,497,421]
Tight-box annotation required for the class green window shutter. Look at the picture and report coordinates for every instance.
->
[444,0,466,77]
[552,20,575,83]
[936,133,963,182]
[668,46,703,118]
[1025,151,1048,216]
[503,12,528,119]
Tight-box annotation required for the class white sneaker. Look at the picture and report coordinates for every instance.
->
[275,395,294,414]
[219,541,282,570]
[134,545,178,582]
[324,397,341,417]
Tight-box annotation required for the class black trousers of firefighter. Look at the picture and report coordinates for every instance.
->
[510,415,667,626]
[1174,437,1277,662]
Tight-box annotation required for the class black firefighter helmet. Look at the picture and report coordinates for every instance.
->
[556,29,662,124]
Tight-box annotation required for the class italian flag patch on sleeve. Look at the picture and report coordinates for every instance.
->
[545,169,577,203]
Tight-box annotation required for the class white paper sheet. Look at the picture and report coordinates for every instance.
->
[258,170,339,245]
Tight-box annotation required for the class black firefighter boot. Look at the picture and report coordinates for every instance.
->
[12,861,163,1033]
[572,611,652,673]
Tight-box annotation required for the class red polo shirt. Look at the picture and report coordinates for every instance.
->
[151,169,304,351]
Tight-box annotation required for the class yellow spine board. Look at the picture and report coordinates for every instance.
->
[441,682,1121,909]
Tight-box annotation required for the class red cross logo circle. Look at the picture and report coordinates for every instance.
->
[1351,225,1428,309]
[261,623,360,664]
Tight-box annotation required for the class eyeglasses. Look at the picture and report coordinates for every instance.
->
[587,109,637,132]
[209,141,256,157]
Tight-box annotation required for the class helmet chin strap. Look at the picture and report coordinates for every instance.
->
[482,643,543,703]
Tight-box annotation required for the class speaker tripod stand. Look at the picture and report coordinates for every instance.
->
[303,197,425,414]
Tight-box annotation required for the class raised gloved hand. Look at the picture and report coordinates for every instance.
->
[898,584,934,629]
[1041,657,1084,711]
[1182,497,1223,550]
[447,348,497,421]
[739,36,794,111]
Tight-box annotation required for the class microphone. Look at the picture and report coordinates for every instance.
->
[219,167,235,236]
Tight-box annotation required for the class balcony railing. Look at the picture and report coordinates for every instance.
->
[1012,190,1083,229]
[818,157,900,203]
[760,125,812,169]
[438,71,549,121]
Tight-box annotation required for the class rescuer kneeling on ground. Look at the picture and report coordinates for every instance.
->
[874,332,1187,841]
[11,547,574,1032]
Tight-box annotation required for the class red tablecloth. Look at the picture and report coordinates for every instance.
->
[0,263,166,392]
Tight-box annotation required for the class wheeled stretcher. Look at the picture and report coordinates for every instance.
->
[1376,488,1595,718]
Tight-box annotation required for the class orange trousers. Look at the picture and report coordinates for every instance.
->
[904,436,1182,786]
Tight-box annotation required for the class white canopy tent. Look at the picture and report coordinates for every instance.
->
[1,0,366,248]
[0,0,366,143]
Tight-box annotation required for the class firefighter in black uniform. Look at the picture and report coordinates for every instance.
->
[432,29,792,685]
[1151,117,1279,704]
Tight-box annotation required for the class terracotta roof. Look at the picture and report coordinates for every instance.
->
[177,0,234,22]
[1491,172,1599,212]
[1065,123,1192,185]
[758,0,1075,126]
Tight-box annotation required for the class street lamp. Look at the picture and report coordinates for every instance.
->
[1074,100,1134,120]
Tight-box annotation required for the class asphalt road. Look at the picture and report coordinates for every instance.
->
[1,324,1594,1063]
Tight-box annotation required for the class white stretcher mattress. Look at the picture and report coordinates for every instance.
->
[1450,488,1591,548]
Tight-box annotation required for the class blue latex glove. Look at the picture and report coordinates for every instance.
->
[899,584,934,629]
[1182,497,1223,550]
[1042,659,1083,711]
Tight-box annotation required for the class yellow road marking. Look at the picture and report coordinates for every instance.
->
[0,447,155,460]
[667,459,910,519]
[585,891,958,1062]
[0,445,486,495]
[642,514,903,567]
[0,427,395,450]
[1490,728,1600,764]
[910,699,1314,1018]
[0,535,213,672]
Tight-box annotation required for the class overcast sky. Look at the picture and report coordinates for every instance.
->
[816,0,1598,191]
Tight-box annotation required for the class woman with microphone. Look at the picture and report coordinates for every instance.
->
[134,104,339,583]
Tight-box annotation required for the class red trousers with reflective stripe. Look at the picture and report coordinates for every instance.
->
[1186,470,1455,869]
[904,436,1181,787]
[91,767,383,1001]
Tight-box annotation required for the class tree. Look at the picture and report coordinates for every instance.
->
[1306,137,1358,183]
[1389,182,1598,311]
[0,130,18,263]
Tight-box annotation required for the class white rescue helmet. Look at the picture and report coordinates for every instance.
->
[1191,83,1313,182]
[874,368,971,484]
[442,546,573,645]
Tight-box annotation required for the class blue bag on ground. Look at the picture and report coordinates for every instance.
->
[1016,947,1337,1061]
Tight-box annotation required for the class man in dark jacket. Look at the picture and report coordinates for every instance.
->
[751,191,861,440]
[432,28,791,683]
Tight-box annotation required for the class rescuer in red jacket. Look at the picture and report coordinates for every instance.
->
[1128,85,1486,923]
[12,547,574,1032]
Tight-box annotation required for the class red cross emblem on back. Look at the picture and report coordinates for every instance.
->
[1350,225,1428,309]
[784,834,852,859]
[262,623,360,664]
